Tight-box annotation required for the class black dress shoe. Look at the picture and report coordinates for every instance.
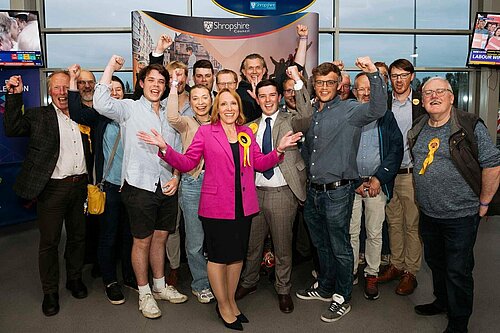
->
[236,312,249,323]
[278,294,294,313]
[66,279,88,299]
[42,293,59,316]
[216,304,243,331]
[415,302,447,316]
[235,285,257,300]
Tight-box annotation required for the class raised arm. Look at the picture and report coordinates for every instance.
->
[347,56,388,127]
[167,68,189,133]
[93,55,130,123]
[4,75,31,137]
[294,25,309,68]
[287,65,313,132]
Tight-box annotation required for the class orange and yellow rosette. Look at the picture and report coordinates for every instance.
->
[419,137,440,175]
[78,124,92,153]
[238,132,251,167]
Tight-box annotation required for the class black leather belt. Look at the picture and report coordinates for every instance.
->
[398,168,413,174]
[310,179,355,192]
[59,174,86,183]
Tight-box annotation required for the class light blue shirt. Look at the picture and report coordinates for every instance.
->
[356,120,380,177]
[102,121,123,186]
[94,83,182,192]
[392,91,413,168]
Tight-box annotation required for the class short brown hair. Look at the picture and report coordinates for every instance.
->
[216,69,238,84]
[312,62,341,80]
[138,63,169,84]
[210,88,246,125]
[389,58,414,75]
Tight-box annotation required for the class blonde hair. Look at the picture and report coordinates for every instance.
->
[166,60,188,76]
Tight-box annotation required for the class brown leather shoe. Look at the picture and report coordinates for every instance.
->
[166,268,179,287]
[278,294,294,313]
[235,285,257,300]
[396,271,417,295]
[377,264,403,283]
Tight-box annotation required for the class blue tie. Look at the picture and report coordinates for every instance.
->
[262,117,274,180]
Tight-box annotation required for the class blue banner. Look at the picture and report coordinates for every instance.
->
[212,0,316,17]
[1,68,40,226]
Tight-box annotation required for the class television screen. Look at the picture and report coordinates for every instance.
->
[467,12,500,67]
[0,10,43,67]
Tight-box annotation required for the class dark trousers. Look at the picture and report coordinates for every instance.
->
[37,178,87,294]
[98,182,134,285]
[420,213,480,333]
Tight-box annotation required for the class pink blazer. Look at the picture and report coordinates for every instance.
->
[161,121,283,219]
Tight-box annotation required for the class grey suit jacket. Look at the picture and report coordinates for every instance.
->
[4,93,92,200]
[250,83,312,202]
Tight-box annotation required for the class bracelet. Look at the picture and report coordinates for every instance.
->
[277,148,285,154]
[171,80,179,88]
[479,201,489,207]
[299,36,308,40]
[171,174,178,180]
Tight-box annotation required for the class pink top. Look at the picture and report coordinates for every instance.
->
[160,121,283,219]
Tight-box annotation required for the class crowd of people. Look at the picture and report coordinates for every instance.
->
[4,24,500,333]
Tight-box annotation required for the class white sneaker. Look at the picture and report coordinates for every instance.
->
[138,293,161,319]
[192,288,215,304]
[153,285,188,304]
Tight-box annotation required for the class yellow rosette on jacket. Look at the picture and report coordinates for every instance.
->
[419,137,440,175]
[78,124,92,153]
[238,132,251,167]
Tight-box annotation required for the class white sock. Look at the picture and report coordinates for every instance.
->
[138,284,151,297]
[153,277,165,292]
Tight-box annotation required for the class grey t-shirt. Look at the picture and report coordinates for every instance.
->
[413,121,500,219]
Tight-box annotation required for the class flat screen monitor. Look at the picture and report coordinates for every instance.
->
[0,10,43,67]
[467,12,500,67]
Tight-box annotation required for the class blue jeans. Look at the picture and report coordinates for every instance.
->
[179,173,210,292]
[420,213,480,333]
[303,184,354,301]
[98,182,134,285]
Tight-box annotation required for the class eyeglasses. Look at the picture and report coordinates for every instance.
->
[314,80,339,87]
[217,82,236,88]
[353,87,370,94]
[339,84,351,90]
[283,89,295,96]
[77,80,95,86]
[422,88,452,97]
[390,73,411,80]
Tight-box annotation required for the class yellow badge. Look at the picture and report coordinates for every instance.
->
[412,98,420,106]
[78,124,92,153]
[237,132,252,167]
[419,137,440,175]
[248,123,258,135]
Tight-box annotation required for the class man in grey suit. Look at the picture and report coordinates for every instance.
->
[4,71,93,317]
[235,66,312,313]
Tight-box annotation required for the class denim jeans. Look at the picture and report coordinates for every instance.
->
[303,183,354,301]
[420,213,480,333]
[98,182,134,285]
[179,173,210,292]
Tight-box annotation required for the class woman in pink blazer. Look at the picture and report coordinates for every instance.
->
[138,89,301,330]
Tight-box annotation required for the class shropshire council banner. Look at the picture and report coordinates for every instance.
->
[132,11,318,85]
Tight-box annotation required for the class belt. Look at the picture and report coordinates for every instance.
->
[59,174,86,183]
[257,185,289,192]
[310,179,355,192]
[398,168,413,174]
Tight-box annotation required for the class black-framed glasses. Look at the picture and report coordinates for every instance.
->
[390,73,411,80]
[283,89,295,95]
[77,80,95,86]
[422,88,452,97]
[217,81,236,88]
[314,80,339,87]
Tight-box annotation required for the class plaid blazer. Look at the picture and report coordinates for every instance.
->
[4,93,92,200]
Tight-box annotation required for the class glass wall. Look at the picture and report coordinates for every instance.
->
[9,0,471,110]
